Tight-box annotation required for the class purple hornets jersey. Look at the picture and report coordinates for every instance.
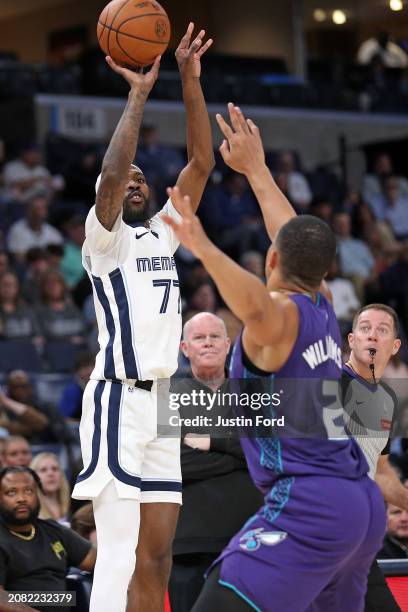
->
[229,293,368,495]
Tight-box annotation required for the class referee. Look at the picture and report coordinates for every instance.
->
[343,303,405,612]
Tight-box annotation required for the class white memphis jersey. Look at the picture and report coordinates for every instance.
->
[82,199,182,381]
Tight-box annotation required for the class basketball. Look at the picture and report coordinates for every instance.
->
[97,0,171,68]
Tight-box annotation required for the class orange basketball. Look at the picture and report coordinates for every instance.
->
[97,0,171,68]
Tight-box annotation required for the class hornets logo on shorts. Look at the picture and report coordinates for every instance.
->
[239,528,287,551]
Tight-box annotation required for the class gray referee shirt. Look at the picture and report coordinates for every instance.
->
[342,365,398,478]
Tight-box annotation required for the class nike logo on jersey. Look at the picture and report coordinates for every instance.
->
[135,231,159,240]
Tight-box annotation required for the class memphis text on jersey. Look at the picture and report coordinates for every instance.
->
[136,256,176,272]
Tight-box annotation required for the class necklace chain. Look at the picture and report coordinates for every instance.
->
[9,525,35,541]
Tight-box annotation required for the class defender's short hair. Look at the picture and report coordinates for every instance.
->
[275,216,337,289]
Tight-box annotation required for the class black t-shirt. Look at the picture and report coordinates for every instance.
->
[0,519,91,593]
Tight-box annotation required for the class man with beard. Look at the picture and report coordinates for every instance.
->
[0,466,95,612]
[71,22,215,612]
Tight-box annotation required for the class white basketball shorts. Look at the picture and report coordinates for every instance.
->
[72,379,182,504]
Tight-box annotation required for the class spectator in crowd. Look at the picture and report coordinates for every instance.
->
[309,198,335,225]
[60,215,86,288]
[380,243,408,333]
[352,202,401,272]
[0,376,48,440]
[186,282,218,317]
[0,251,10,277]
[35,270,86,345]
[137,124,185,188]
[0,271,43,344]
[363,152,408,204]
[59,351,95,421]
[240,250,265,280]
[5,370,73,448]
[208,172,268,259]
[2,143,55,205]
[169,312,262,612]
[369,175,408,241]
[30,452,70,523]
[7,195,63,263]
[275,150,312,211]
[378,493,408,559]
[0,466,95,609]
[71,502,97,545]
[63,148,100,205]
[357,31,408,69]
[21,247,51,304]
[332,210,376,301]
[2,436,32,467]
[325,255,360,334]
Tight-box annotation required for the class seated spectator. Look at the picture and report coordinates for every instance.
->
[0,251,10,276]
[378,495,408,559]
[59,351,95,421]
[380,243,408,333]
[369,175,408,241]
[240,250,265,280]
[137,124,185,187]
[332,211,376,301]
[357,31,408,69]
[275,150,312,211]
[60,215,86,288]
[31,452,70,523]
[202,173,268,258]
[0,376,48,440]
[309,198,335,224]
[63,148,100,205]
[0,271,43,344]
[71,502,97,545]
[21,247,51,304]
[352,202,400,271]
[2,142,56,205]
[7,195,63,263]
[326,256,360,335]
[35,270,86,345]
[0,466,95,608]
[169,313,262,612]
[2,436,32,467]
[5,370,73,447]
[363,152,408,204]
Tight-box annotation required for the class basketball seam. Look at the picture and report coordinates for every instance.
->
[115,30,144,66]
[97,5,110,44]
[107,0,134,58]
[102,23,170,45]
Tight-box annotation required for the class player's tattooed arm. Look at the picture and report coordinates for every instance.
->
[175,23,215,213]
[216,104,296,240]
[96,55,161,230]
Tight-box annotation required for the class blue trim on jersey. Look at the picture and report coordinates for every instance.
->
[141,479,182,492]
[218,580,261,612]
[76,381,104,483]
[92,276,116,379]
[107,382,141,488]
[263,476,295,524]
[109,268,139,380]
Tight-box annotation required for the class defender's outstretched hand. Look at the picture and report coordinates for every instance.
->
[216,103,265,176]
[162,187,211,258]
[175,22,213,78]
[105,54,161,95]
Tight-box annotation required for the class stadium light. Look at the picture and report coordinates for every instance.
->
[389,0,403,10]
[332,10,347,24]
[313,9,327,22]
